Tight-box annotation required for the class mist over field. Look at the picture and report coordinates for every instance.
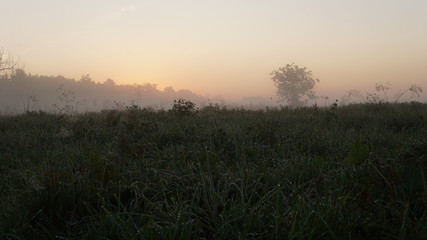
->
[1,67,425,115]
[2,62,424,113]
[0,70,205,114]
[2,1,427,238]
[0,70,288,115]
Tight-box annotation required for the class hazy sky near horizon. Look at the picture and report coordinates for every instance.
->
[1,0,426,101]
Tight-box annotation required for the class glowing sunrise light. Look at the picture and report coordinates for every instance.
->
[1,0,426,101]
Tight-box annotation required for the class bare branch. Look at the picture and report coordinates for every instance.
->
[0,48,18,73]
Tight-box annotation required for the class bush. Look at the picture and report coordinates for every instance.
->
[170,99,196,115]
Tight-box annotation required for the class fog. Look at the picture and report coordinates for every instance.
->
[1,68,425,115]
[0,69,209,114]
[0,69,284,115]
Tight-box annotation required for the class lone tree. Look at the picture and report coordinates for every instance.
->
[271,63,319,107]
[0,48,17,75]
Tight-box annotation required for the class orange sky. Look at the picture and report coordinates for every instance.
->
[2,0,426,101]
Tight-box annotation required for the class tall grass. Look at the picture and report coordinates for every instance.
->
[1,102,426,239]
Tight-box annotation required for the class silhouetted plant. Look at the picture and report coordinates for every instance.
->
[330,99,338,110]
[170,98,196,115]
[366,82,390,104]
[395,84,423,103]
[0,47,17,76]
[201,103,221,112]
[375,82,392,102]
[52,85,77,114]
[340,89,364,105]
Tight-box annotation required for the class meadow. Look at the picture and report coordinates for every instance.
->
[1,102,426,239]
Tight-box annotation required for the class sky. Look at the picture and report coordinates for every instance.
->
[1,0,426,101]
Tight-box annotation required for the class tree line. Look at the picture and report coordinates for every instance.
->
[0,69,206,114]
[1,48,423,114]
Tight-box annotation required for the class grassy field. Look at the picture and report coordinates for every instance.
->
[1,102,427,239]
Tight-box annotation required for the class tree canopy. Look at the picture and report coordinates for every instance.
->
[271,63,319,107]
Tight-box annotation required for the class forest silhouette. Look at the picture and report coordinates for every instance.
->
[0,69,208,114]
